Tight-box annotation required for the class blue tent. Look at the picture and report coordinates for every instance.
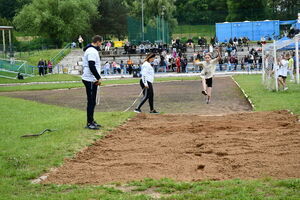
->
[277,36,300,50]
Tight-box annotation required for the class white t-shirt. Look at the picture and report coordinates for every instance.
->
[141,61,154,86]
[278,59,288,77]
[196,58,219,79]
[82,46,101,82]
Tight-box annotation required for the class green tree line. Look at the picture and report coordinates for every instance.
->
[0,0,299,46]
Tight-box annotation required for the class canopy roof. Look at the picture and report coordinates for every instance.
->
[263,34,300,51]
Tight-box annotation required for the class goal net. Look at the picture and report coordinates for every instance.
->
[262,33,300,91]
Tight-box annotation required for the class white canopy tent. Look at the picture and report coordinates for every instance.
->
[262,34,300,91]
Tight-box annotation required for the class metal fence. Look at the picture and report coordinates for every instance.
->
[127,16,170,44]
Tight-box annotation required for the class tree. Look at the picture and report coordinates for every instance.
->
[13,0,99,47]
[0,0,32,20]
[125,0,177,30]
[174,0,227,24]
[267,0,299,20]
[226,0,267,22]
[92,0,128,40]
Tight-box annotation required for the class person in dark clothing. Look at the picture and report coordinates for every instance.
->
[82,35,103,130]
[44,60,48,75]
[37,59,44,76]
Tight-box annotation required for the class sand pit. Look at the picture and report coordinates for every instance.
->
[44,110,300,185]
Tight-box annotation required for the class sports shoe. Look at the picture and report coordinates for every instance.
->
[85,123,100,130]
[134,108,142,113]
[202,90,207,95]
[206,97,211,104]
[284,87,288,91]
[92,121,102,128]
[150,110,159,114]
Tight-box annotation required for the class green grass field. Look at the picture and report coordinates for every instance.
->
[14,49,64,66]
[0,74,299,199]
[173,25,215,40]
[234,74,300,114]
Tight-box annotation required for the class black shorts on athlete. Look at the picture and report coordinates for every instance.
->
[205,77,213,87]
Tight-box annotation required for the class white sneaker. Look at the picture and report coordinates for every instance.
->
[284,87,288,91]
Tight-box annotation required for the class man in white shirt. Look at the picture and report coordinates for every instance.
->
[82,35,103,129]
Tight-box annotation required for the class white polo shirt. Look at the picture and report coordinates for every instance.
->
[82,46,101,82]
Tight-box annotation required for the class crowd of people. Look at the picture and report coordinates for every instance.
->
[37,59,53,76]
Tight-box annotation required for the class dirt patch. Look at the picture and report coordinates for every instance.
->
[0,77,252,115]
[44,110,300,185]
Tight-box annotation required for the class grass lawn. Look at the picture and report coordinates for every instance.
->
[0,70,18,78]
[0,74,81,84]
[173,25,215,39]
[234,74,300,115]
[14,49,64,66]
[1,95,299,199]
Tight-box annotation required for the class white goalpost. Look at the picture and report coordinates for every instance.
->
[262,33,300,91]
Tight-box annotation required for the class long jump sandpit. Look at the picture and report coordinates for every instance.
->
[1,77,299,184]
[44,110,300,185]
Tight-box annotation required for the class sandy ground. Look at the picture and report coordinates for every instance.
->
[2,77,299,185]
[44,110,300,184]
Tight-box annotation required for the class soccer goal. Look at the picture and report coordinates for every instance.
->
[262,33,300,91]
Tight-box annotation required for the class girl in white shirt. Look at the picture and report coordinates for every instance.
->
[194,48,221,104]
[134,53,159,113]
[278,55,289,91]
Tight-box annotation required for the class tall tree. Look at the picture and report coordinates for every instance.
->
[125,0,177,30]
[93,0,128,40]
[175,0,227,24]
[13,0,98,47]
[175,0,209,25]
[267,0,299,20]
[0,0,32,20]
[226,0,267,22]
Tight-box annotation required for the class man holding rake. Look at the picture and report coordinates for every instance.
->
[82,35,103,130]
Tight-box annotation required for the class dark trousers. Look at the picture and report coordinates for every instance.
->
[82,80,98,124]
[38,67,44,76]
[137,79,154,111]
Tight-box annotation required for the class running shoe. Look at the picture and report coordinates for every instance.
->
[134,108,142,113]
[92,121,102,128]
[150,110,159,114]
[85,123,100,130]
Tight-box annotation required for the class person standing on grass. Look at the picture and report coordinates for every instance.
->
[47,60,53,73]
[134,53,159,114]
[277,55,289,91]
[37,59,44,76]
[287,53,295,82]
[194,47,221,104]
[82,35,103,130]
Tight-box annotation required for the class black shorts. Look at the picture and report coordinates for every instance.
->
[278,75,287,79]
[205,78,213,87]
